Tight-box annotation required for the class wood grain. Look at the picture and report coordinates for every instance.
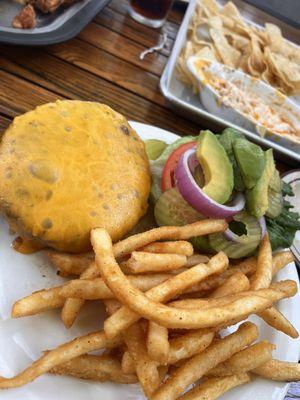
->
[94,7,176,56]
[0,42,164,106]
[0,114,11,133]
[78,22,167,76]
[0,68,62,116]
[0,48,199,135]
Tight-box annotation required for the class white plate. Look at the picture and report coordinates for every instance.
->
[0,121,299,400]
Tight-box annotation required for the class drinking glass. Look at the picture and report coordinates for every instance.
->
[128,0,175,28]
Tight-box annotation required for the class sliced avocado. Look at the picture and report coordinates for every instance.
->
[218,129,245,191]
[233,138,265,189]
[197,130,233,204]
[246,149,275,218]
[219,128,245,151]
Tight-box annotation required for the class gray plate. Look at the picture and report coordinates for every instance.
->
[160,0,300,165]
[0,0,110,45]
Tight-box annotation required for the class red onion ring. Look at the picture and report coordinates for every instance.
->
[175,149,245,219]
[259,216,267,238]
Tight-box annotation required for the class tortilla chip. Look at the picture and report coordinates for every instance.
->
[247,33,266,76]
[210,28,241,67]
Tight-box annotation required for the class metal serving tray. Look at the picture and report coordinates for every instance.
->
[0,0,110,45]
[160,0,300,164]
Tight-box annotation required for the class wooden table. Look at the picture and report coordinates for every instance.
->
[0,0,200,136]
[0,1,298,398]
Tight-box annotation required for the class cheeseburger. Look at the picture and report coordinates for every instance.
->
[0,100,151,253]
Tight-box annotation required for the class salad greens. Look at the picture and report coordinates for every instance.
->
[266,193,300,250]
[150,136,195,203]
[145,129,300,257]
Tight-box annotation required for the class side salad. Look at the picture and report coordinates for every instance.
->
[145,129,300,259]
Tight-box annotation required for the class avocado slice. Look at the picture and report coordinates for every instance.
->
[233,138,265,189]
[218,128,245,191]
[246,149,275,218]
[197,130,233,204]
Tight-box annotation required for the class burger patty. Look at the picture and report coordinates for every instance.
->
[0,100,151,253]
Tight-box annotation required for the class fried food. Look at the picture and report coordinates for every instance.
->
[124,323,160,397]
[147,322,169,364]
[206,341,275,377]
[12,286,64,317]
[60,273,173,300]
[151,322,257,400]
[3,225,299,399]
[250,233,272,290]
[179,373,250,400]
[0,101,150,253]
[121,252,187,274]
[113,219,227,257]
[92,229,294,332]
[0,331,121,388]
[61,261,99,328]
[209,271,250,298]
[258,307,299,338]
[253,359,300,381]
[167,329,214,365]
[97,239,228,337]
[50,354,137,384]
[178,0,300,96]
[12,4,36,29]
[46,251,93,276]
[141,241,193,256]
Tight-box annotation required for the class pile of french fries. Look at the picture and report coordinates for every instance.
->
[3,219,300,399]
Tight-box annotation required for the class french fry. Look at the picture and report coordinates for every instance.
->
[50,354,137,384]
[169,281,297,310]
[141,241,193,257]
[90,229,291,332]
[147,322,170,364]
[124,323,161,397]
[123,329,215,371]
[121,252,187,274]
[46,251,93,276]
[249,236,296,337]
[189,250,292,295]
[272,250,294,276]
[179,373,250,400]
[113,220,227,257]
[206,341,275,377]
[168,329,214,365]
[61,261,99,328]
[121,351,135,375]
[151,322,258,400]
[209,271,250,298]
[12,286,65,317]
[258,307,299,338]
[251,233,273,290]
[253,359,300,381]
[91,228,228,338]
[0,330,121,388]
[60,274,172,300]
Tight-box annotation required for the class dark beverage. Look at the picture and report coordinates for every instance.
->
[130,0,173,20]
[128,0,174,28]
